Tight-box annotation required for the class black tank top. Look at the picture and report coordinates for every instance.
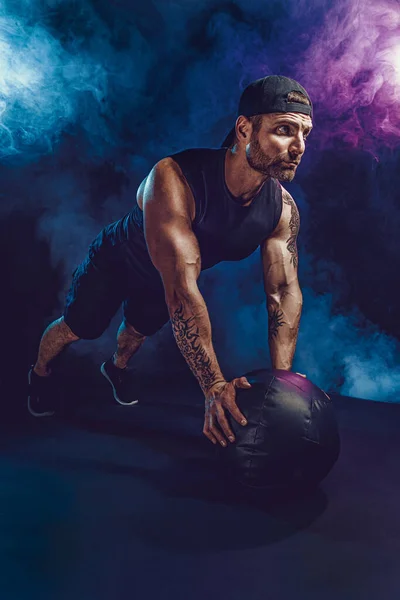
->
[95,148,282,287]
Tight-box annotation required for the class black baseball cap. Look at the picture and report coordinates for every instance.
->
[221,75,313,147]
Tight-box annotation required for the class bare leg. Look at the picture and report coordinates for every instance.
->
[112,319,146,369]
[34,317,80,376]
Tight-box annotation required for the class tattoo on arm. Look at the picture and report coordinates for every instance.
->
[171,303,220,391]
[268,308,286,341]
[282,189,300,269]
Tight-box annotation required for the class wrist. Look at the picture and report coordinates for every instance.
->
[202,378,227,397]
[271,363,292,371]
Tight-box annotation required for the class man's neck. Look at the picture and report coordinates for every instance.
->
[224,147,269,205]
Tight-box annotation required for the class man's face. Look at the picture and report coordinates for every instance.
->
[245,112,313,182]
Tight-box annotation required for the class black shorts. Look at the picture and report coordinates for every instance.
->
[63,255,170,340]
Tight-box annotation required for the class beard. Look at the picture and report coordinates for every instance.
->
[246,134,297,182]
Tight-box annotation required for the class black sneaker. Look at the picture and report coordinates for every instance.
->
[27,366,55,417]
[100,358,139,406]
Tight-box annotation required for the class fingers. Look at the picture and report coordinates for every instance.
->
[203,414,231,447]
[224,398,247,427]
[202,424,217,445]
[203,378,250,446]
[233,376,252,389]
[222,380,248,427]
[204,403,239,446]
[214,405,236,444]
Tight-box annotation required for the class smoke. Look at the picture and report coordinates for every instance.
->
[198,241,400,403]
[176,0,400,154]
[0,0,399,160]
[299,288,400,402]
[1,0,400,404]
[296,0,400,153]
[0,2,109,159]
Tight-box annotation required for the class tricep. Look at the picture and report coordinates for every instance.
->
[142,158,201,299]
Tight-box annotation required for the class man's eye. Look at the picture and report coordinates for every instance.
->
[277,125,291,135]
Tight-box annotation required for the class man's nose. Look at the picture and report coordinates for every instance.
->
[289,134,305,156]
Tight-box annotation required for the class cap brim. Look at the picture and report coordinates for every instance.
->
[221,126,235,148]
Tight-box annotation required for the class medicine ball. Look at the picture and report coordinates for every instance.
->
[218,369,340,492]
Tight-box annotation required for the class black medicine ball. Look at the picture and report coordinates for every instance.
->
[218,369,340,491]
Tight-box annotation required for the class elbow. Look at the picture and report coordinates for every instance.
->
[266,283,303,307]
[163,272,201,311]
[165,283,196,306]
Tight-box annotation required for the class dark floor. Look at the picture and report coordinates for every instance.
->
[1,371,400,600]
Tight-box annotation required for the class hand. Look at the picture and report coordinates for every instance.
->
[203,377,251,447]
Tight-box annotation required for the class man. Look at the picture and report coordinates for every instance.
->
[28,75,313,448]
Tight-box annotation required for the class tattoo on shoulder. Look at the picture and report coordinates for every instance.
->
[282,189,300,270]
[268,308,286,341]
[171,303,219,391]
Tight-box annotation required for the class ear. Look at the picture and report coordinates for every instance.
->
[235,115,251,143]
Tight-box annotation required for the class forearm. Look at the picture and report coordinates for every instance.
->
[267,285,303,370]
[167,286,225,395]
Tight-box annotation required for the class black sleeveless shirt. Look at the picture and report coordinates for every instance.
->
[96,148,282,287]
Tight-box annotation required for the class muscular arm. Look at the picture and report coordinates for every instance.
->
[260,187,303,370]
[143,158,226,395]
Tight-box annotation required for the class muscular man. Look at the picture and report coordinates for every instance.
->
[28,75,312,447]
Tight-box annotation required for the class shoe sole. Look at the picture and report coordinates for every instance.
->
[100,363,139,406]
[27,369,55,418]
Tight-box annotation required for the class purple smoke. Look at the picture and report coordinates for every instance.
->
[295,0,400,154]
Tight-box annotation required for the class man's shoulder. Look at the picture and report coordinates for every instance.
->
[150,147,222,179]
[278,184,296,205]
[168,147,225,166]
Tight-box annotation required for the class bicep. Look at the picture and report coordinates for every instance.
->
[261,188,300,295]
[143,159,200,296]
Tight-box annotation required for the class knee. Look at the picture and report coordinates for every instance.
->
[123,319,146,340]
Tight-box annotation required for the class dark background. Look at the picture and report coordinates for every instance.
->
[2,0,400,404]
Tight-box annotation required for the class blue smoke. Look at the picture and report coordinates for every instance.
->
[2,0,400,403]
[0,1,109,159]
